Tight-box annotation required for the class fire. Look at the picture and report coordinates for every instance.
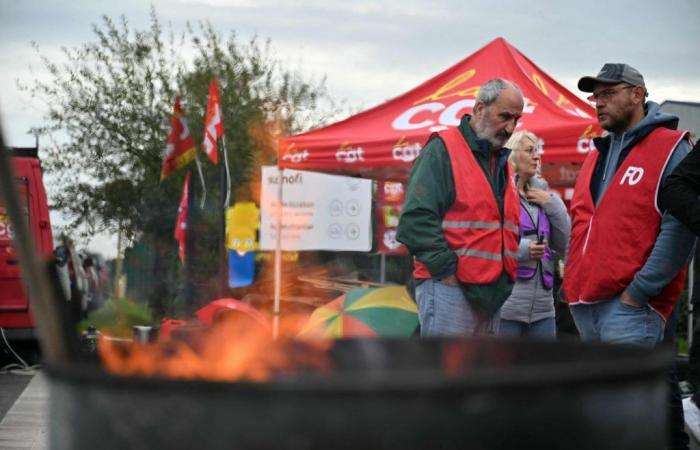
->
[442,340,477,377]
[98,313,334,382]
[441,340,515,376]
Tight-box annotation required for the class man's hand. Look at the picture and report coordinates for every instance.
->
[440,274,459,286]
[529,240,547,260]
[620,290,643,308]
[525,188,551,206]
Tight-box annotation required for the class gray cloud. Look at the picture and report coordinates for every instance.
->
[1,0,698,146]
[1,0,697,257]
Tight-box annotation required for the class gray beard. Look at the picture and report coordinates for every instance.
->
[475,123,505,150]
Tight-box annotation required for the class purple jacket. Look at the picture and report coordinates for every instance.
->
[517,204,554,290]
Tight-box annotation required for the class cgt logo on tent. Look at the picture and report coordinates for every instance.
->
[336,144,365,164]
[280,143,309,164]
[281,149,309,164]
[383,182,404,202]
[576,125,600,154]
[391,69,536,132]
[392,137,422,163]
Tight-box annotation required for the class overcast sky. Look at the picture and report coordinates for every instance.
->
[1,0,698,255]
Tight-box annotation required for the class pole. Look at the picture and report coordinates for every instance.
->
[273,168,284,339]
[194,156,206,209]
[689,258,695,350]
[219,146,227,298]
[379,254,386,284]
[219,136,232,298]
[184,171,197,312]
[222,135,232,208]
[113,223,123,298]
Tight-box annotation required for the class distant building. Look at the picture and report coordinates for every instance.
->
[660,100,700,141]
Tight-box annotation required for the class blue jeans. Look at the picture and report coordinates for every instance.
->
[415,279,500,337]
[499,317,556,340]
[569,298,665,349]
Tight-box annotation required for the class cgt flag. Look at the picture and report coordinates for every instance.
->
[174,171,191,263]
[202,79,224,164]
[161,97,197,180]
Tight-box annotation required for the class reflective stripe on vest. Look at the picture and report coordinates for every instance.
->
[504,221,519,234]
[443,220,518,234]
[443,220,500,229]
[453,248,519,261]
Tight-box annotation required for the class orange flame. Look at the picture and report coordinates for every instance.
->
[99,313,334,382]
[442,340,477,377]
[441,340,515,376]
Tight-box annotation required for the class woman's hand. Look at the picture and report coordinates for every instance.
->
[529,240,547,260]
[526,188,551,206]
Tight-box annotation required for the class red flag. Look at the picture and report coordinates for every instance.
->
[161,98,197,180]
[202,80,224,164]
[174,171,191,263]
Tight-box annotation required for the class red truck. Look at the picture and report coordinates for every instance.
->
[0,147,54,339]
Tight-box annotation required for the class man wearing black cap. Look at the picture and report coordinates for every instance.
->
[563,62,694,345]
[562,63,695,449]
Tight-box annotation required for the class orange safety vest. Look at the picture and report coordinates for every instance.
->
[563,127,689,319]
[413,127,520,283]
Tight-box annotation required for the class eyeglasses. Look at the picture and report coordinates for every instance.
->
[519,145,541,156]
[587,84,636,102]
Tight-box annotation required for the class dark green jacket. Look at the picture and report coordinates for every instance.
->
[396,114,514,311]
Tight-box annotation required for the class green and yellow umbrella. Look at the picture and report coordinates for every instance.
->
[299,286,418,338]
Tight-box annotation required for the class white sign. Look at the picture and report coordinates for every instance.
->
[260,167,372,251]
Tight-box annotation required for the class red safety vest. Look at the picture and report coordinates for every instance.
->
[413,127,520,283]
[563,127,689,319]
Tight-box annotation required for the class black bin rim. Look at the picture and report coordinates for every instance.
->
[45,336,673,395]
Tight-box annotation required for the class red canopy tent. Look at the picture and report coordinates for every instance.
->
[279,37,602,187]
[276,37,603,255]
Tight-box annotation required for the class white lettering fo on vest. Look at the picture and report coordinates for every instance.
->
[620,167,644,186]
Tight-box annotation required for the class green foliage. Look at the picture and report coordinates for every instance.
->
[79,297,154,338]
[21,8,334,311]
[21,8,330,240]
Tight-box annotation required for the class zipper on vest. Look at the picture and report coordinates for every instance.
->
[581,218,593,255]
[529,271,537,322]
[602,132,625,183]
[501,214,505,267]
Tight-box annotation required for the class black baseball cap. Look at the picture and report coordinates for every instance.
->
[578,63,645,93]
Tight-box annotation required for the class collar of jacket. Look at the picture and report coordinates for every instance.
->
[459,114,510,159]
[591,103,669,159]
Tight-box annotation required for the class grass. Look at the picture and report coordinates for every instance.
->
[78,297,154,338]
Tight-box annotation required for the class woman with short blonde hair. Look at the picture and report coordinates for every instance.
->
[499,131,570,339]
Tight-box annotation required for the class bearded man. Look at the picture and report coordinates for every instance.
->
[397,79,524,336]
